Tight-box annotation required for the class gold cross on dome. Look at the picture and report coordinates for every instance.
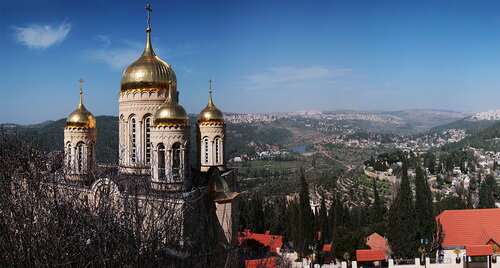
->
[146,4,152,29]
[79,78,85,93]
[208,79,213,94]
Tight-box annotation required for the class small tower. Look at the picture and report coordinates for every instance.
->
[64,79,97,180]
[197,79,226,172]
[150,82,190,190]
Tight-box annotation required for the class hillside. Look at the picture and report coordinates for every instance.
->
[430,118,497,134]
[2,116,120,163]
[1,115,293,164]
[383,109,471,132]
[439,121,500,152]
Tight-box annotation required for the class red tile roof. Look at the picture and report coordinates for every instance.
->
[436,208,500,247]
[366,233,390,251]
[466,245,493,256]
[244,257,276,268]
[238,230,283,253]
[356,249,386,261]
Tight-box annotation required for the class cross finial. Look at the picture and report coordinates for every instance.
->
[146,4,152,30]
[79,78,85,94]
[78,78,85,106]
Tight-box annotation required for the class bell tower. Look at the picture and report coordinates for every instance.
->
[197,80,226,172]
[64,79,97,180]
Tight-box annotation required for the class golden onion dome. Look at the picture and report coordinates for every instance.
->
[153,84,188,126]
[66,85,96,128]
[120,27,177,93]
[198,81,224,124]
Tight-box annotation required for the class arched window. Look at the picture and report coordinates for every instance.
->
[158,143,165,180]
[204,138,209,164]
[215,138,220,164]
[66,143,71,167]
[88,142,94,170]
[172,143,181,180]
[130,117,137,163]
[145,116,152,163]
[77,142,84,173]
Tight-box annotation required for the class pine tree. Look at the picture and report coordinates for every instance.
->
[414,165,435,251]
[387,160,418,258]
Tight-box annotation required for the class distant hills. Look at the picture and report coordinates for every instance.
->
[1,116,119,163]
[227,109,472,135]
[430,109,500,135]
[2,108,498,162]
[439,121,500,152]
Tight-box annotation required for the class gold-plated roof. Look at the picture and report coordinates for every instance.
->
[209,171,239,202]
[66,79,96,128]
[153,83,188,126]
[198,80,224,124]
[120,9,176,93]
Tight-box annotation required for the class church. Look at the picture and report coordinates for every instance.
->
[62,5,239,256]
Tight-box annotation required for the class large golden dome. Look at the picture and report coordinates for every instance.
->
[66,89,96,128]
[198,83,224,124]
[153,85,188,126]
[120,28,177,93]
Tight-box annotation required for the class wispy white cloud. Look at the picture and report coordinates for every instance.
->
[87,35,197,69]
[86,35,142,69]
[244,66,351,91]
[13,22,71,50]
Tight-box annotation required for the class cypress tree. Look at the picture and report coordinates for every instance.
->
[414,165,435,251]
[328,197,336,234]
[318,197,330,244]
[371,178,384,224]
[249,192,265,233]
[296,169,314,257]
[238,197,249,231]
[466,190,474,209]
[478,175,496,208]
[387,160,418,258]
[334,197,345,228]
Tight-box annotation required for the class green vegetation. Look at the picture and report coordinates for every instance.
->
[430,119,496,135]
[387,161,418,258]
[478,175,499,208]
[2,116,119,163]
[414,165,436,252]
[439,121,500,152]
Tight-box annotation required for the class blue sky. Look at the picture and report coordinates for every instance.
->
[1,0,499,124]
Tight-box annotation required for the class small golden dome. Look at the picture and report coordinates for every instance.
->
[66,83,96,128]
[198,81,224,124]
[120,28,177,93]
[153,84,188,126]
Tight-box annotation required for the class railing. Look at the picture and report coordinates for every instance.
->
[431,257,453,264]
[394,259,416,265]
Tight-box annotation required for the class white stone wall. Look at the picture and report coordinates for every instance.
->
[198,123,226,172]
[150,125,190,183]
[64,127,96,176]
[118,90,167,174]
